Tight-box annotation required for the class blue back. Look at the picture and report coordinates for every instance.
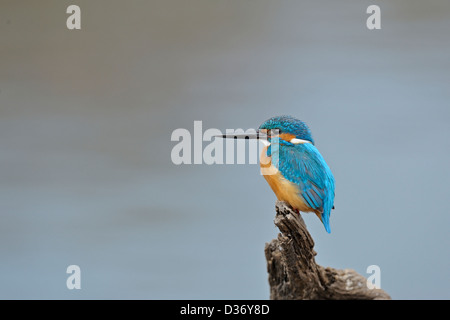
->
[277,143,335,233]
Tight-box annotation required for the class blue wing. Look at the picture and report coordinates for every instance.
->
[277,143,335,233]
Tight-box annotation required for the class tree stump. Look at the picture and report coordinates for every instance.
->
[265,201,391,300]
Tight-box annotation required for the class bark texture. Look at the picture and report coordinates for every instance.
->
[265,201,391,300]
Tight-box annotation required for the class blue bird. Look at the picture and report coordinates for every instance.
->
[220,116,335,233]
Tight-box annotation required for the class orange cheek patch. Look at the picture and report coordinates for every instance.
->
[278,133,296,142]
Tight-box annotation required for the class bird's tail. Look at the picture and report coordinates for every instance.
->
[314,210,331,233]
[321,211,331,234]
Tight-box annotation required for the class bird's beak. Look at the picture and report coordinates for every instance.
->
[216,129,269,140]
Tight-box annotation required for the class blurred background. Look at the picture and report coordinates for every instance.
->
[1,0,449,299]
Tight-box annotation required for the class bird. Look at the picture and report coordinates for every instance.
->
[219,115,335,233]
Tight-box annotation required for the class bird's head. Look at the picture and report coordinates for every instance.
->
[259,115,314,145]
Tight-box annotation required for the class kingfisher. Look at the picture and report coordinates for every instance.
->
[219,116,335,233]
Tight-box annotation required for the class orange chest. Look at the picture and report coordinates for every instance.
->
[259,146,311,213]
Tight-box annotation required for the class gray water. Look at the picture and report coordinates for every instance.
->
[1,0,449,299]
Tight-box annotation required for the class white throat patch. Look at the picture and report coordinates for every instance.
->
[290,138,312,144]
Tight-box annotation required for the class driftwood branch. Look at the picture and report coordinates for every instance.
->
[265,201,391,300]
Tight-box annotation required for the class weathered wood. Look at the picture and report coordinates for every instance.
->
[265,201,391,300]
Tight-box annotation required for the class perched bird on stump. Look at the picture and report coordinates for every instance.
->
[219,115,335,233]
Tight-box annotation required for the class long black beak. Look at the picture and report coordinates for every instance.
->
[216,130,268,140]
